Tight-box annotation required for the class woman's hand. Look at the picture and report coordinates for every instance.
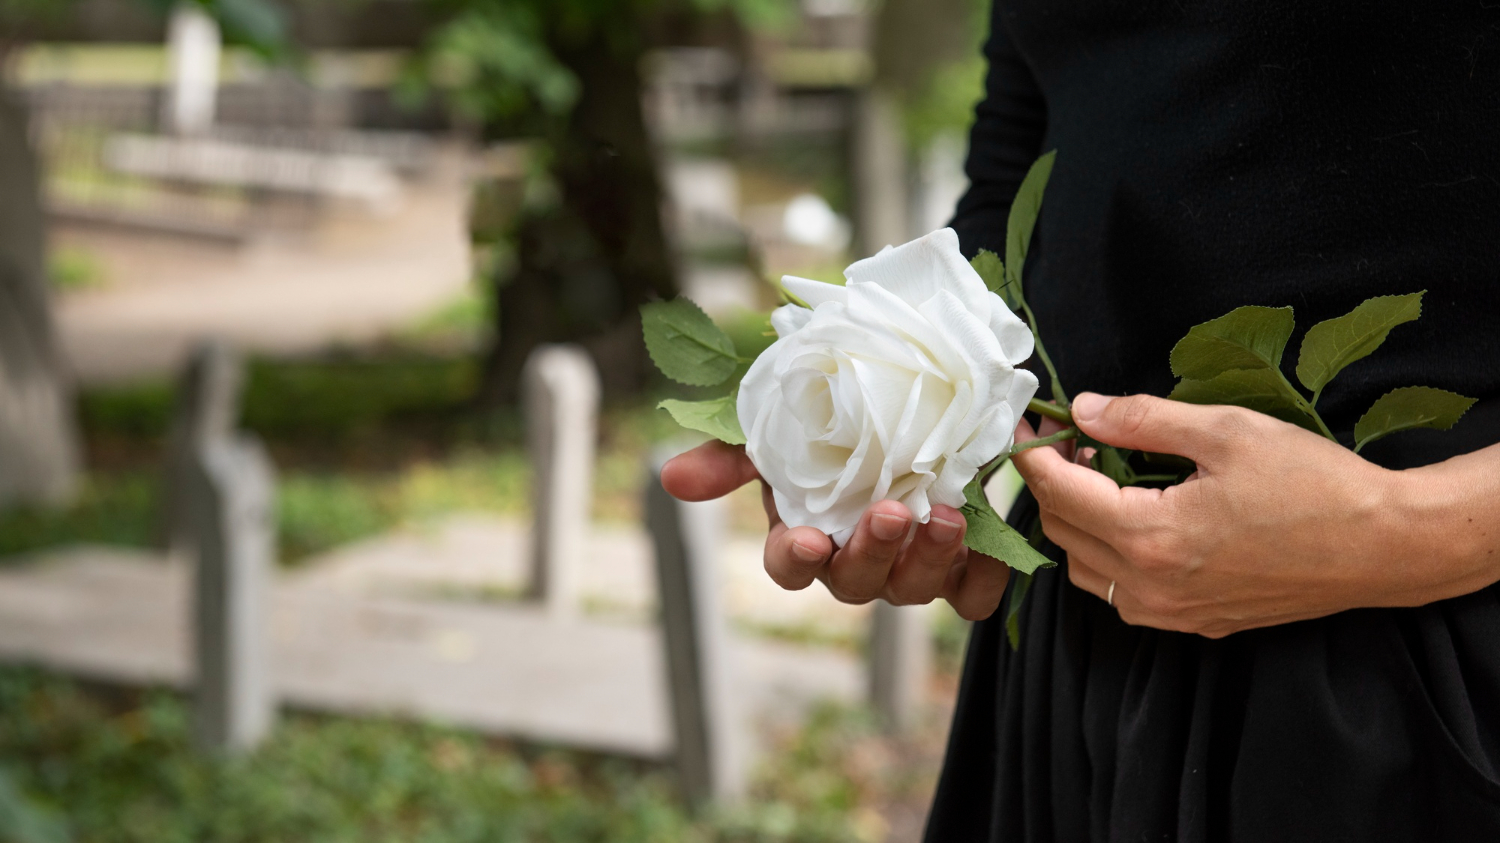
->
[1011,392,1436,638]
[660,440,1011,620]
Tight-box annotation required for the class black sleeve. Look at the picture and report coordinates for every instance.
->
[950,1,1048,258]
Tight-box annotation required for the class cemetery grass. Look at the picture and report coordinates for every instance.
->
[0,345,772,565]
[0,663,949,843]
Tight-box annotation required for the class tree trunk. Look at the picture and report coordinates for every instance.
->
[0,84,81,508]
[481,25,678,405]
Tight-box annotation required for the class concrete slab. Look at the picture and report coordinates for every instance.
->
[0,547,862,757]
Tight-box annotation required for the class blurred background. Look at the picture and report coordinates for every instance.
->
[0,0,1013,840]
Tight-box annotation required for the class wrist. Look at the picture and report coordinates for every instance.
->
[1380,458,1498,606]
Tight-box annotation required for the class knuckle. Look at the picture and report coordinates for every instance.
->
[1112,395,1158,436]
[1208,406,1260,446]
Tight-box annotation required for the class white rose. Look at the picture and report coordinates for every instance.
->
[737,228,1039,546]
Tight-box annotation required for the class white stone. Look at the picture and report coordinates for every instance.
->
[869,601,932,734]
[647,449,748,807]
[189,435,277,754]
[164,3,221,136]
[522,345,600,621]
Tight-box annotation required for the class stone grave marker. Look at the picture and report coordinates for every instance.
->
[522,345,600,621]
[646,449,748,808]
[869,601,932,734]
[188,431,277,754]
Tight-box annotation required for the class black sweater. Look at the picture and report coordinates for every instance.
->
[951,0,1500,469]
[929,2,1500,841]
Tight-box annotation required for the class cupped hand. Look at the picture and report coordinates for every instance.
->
[660,440,1011,620]
[1011,392,1412,638]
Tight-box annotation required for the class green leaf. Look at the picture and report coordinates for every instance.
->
[641,299,741,387]
[1295,292,1424,397]
[970,249,1020,311]
[1090,445,1136,487]
[1004,150,1056,297]
[1169,306,1296,381]
[658,395,746,445]
[960,476,1055,575]
[1169,368,1321,432]
[1004,571,1033,650]
[1353,386,1476,453]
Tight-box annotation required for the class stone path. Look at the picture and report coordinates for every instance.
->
[0,534,865,757]
[53,147,473,385]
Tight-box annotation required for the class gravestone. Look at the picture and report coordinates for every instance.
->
[188,433,277,754]
[162,340,244,558]
[522,345,600,621]
[646,450,747,808]
[0,86,80,509]
[869,601,931,734]
[163,3,221,135]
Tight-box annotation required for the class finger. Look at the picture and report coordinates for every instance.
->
[1013,432,1136,543]
[1035,509,1131,585]
[940,551,1010,622]
[825,500,913,603]
[764,522,833,591]
[661,441,760,502]
[1035,415,1077,460]
[881,505,966,606]
[1070,393,1248,464]
[760,481,782,528]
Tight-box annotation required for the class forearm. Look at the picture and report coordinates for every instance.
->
[1384,441,1500,606]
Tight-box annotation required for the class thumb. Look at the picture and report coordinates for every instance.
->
[1070,392,1239,463]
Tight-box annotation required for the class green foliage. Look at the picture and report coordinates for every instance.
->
[959,475,1054,575]
[1167,295,1476,451]
[1353,387,1476,453]
[1003,150,1055,302]
[1168,368,1320,432]
[641,299,743,388]
[1295,292,1424,399]
[1003,571,1032,651]
[48,246,104,292]
[0,768,67,843]
[0,666,898,843]
[1169,306,1296,380]
[421,3,579,122]
[969,249,1019,311]
[658,396,745,446]
[0,473,156,559]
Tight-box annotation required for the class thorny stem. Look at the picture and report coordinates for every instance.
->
[1008,427,1079,456]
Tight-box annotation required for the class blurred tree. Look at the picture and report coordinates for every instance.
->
[417,0,790,403]
[0,0,284,509]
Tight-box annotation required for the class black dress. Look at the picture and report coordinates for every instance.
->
[929,1,1500,840]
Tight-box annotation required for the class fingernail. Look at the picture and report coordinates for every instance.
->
[928,516,962,544]
[1071,393,1115,423]
[871,513,910,542]
[791,541,825,565]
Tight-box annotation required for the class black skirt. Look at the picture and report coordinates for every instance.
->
[923,490,1500,841]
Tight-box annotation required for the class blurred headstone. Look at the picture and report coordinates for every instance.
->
[0,88,80,509]
[646,449,748,808]
[523,345,600,621]
[164,2,221,135]
[163,340,244,558]
[869,601,932,734]
[189,433,277,754]
[850,88,911,256]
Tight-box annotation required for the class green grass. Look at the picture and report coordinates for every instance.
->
[0,665,924,843]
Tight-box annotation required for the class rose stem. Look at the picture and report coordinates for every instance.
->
[1019,299,1069,407]
[1026,398,1075,426]
[1008,427,1079,456]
